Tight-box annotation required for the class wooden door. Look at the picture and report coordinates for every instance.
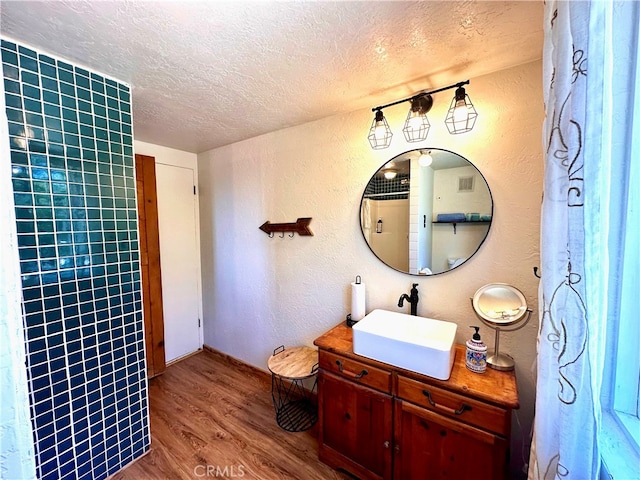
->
[318,372,393,480]
[135,154,166,378]
[393,399,507,480]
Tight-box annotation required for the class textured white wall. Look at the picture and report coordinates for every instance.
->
[198,61,543,478]
[0,78,37,480]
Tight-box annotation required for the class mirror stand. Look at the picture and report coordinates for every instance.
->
[483,311,532,370]
[470,283,533,371]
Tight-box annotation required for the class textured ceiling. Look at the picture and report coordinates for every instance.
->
[1,1,543,153]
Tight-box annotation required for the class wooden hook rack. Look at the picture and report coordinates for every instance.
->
[259,217,313,237]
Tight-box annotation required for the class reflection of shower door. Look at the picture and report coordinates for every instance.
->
[369,199,410,272]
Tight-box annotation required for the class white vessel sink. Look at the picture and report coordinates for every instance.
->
[352,309,457,380]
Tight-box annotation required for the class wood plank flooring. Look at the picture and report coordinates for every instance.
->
[111,349,352,480]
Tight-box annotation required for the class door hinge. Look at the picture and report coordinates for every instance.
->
[193,185,196,195]
[198,318,201,327]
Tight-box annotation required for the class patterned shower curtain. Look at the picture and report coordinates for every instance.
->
[529,1,613,479]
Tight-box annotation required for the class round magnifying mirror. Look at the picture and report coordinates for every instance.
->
[360,148,492,275]
[471,283,531,371]
[472,283,528,326]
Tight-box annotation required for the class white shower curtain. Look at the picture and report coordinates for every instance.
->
[530,1,638,479]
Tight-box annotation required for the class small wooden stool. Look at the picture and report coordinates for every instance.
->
[267,345,318,432]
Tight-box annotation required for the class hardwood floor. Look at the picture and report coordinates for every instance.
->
[111,349,352,480]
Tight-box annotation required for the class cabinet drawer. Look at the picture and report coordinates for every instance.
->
[397,376,509,435]
[319,351,392,394]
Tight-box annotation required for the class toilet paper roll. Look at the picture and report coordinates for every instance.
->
[351,281,366,321]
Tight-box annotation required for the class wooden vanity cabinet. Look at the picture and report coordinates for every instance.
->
[314,323,519,480]
[393,399,507,479]
[317,349,393,479]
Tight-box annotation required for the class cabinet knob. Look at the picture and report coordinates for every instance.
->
[383,441,390,449]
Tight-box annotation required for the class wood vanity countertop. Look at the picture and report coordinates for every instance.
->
[314,322,520,410]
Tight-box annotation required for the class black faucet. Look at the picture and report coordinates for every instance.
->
[398,283,419,316]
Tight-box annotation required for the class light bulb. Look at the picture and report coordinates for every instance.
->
[408,113,423,130]
[418,151,433,167]
[453,99,469,124]
[374,121,388,141]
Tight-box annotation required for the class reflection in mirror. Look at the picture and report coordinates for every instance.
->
[472,283,528,325]
[360,148,492,275]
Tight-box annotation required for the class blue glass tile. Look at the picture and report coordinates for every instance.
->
[16,222,35,236]
[106,96,118,110]
[24,113,44,129]
[6,107,24,123]
[8,122,26,137]
[82,149,96,161]
[5,93,22,109]
[61,94,76,109]
[2,63,19,80]
[17,45,37,57]
[78,95,91,113]
[81,136,95,149]
[42,301,61,320]
[1,47,18,64]
[19,54,39,73]
[61,107,76,122]
[39,62,56,79]
[69,146,83,159]
[24,98,42,113]
[23,84,41,100]
[41,76,59,93]
[44,322,62,340]
[92,92,105,106]
[28,139,46,153]
[4,78,20,94]
[40,459,59,480]
[19,69,39,86]
[42,89,59,105]
[65,183,82,196]
[12,179,31,192]
[105,84,117,98]
[58,81,74,96]
[13,193,32,207]
[45,129,64,143]
[24,300,44,319]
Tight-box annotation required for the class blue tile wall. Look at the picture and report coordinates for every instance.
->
[364,173,410,201]
[2,39,149,480]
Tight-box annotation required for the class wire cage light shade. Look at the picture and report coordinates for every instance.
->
[368,109,393,149]
[402,94,433,143]
[445,86,478,134]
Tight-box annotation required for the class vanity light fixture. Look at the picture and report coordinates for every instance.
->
[445,85,478,134]
[368,80,476,149]
[402,94,432,143]
[367,109,393,149]
[418,150,433,167]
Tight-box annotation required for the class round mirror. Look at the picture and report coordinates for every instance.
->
[360,148,493,275]
[472,283,527,325]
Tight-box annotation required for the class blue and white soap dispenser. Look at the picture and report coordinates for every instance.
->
[466,326,487,373]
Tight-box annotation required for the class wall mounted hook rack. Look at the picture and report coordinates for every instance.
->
[260,217,314,237]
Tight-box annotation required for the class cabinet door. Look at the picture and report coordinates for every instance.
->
[319,371,393,479]
[394,400,507,480]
